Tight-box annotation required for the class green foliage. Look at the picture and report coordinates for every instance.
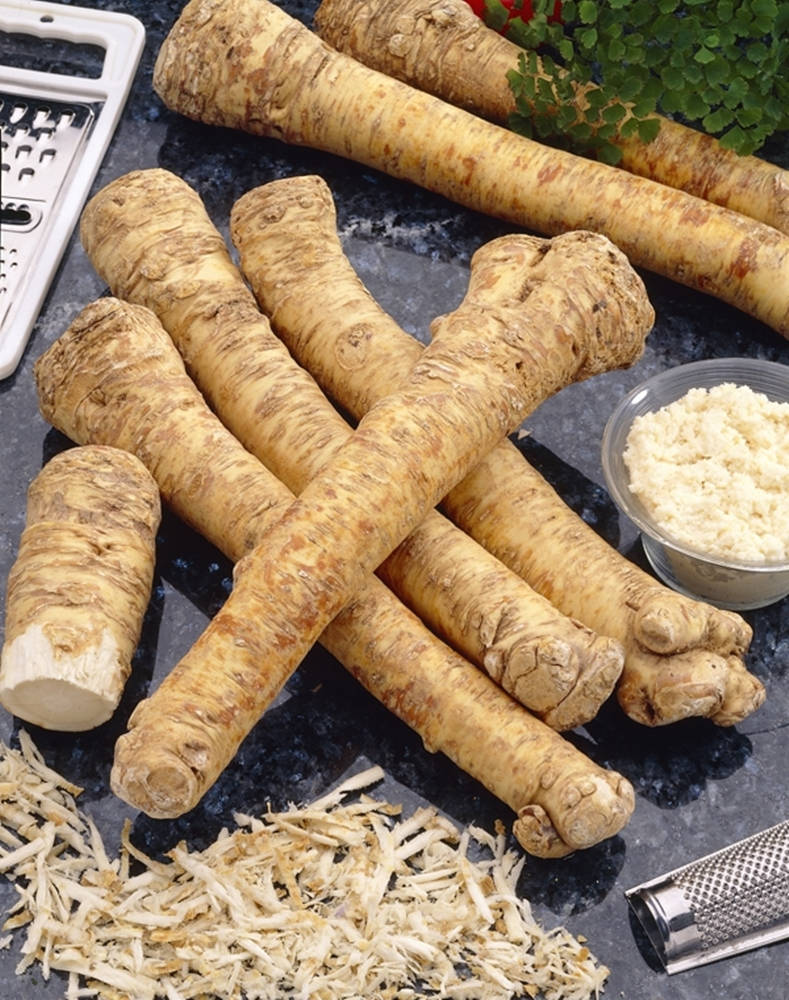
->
[498,0,789,161]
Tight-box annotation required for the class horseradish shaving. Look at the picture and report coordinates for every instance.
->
[0,734,608,1000]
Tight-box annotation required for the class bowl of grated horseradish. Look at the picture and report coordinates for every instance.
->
[601,358,789,610]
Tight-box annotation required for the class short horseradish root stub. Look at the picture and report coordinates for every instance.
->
[152,0,789,336]
[0,445,160,731]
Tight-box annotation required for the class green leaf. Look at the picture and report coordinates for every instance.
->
[607,37,627,60]
[618,74,646,101]
[704,55,732,87]
[582,85,606,108]
[718,124,748,153]
[597,141,624,164]
[632,97,658,117]
[637,117,661,143]
[736,106,763,128]
[596,122,619,140]
[746,41,769,63]
[482,0,511,32]
[569,121,593,141]
[661,65,684,90]
[507,111,535,137]
[629,1,654,26]
[702,106,735,132]
[619,116,642,137]
[578,1,597,23]
[578,26,599,49]
[694,46,716,65]
[751,0,779,16]
[683,92,712,119]
[556,104,579,129]
[602,102,628,123]
[558,38,575,61]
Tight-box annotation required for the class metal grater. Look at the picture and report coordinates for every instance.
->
[626,819,789,973]
[0,1,145,378]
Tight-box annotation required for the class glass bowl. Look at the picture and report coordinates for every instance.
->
[601,358,789,611]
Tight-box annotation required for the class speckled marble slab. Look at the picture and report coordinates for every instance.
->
[1,2,788,997]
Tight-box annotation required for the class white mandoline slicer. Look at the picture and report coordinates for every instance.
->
[0,1,145,378]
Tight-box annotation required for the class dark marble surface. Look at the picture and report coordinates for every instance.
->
[1,2,788,997]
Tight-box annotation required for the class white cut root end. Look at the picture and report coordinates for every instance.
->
[0,625,124,731]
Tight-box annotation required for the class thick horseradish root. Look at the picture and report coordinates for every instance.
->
[34,297,635,857]
[230,172,764,729]
[314,0,789,236]
[79,167,624,730]
[0,446,160,731]
[65,212,651,818]
[152,0,789,336]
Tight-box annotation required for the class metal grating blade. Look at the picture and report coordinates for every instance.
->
[1,94,97,327]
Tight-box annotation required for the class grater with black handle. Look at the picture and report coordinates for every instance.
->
[0,1,144,378]
[626,818,789,973]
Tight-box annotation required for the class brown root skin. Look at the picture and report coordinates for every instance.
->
[82,191,650,817]
[34,297,634,855]
[230,172,764,729]
[0,446,160,731]
[154,0,789,335]
[80,166,625,730]
[314,0,789,236]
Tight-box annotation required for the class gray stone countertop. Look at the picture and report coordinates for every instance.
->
[1,1,788,997]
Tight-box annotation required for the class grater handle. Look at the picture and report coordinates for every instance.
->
[626,819,789,973]
[1,1,145,90]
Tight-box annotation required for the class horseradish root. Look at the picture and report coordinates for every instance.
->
[76,218,650,817]
[230,173,763,728]
[34,297,635,857]
[79,167,623,730]
[153,0,789,335]
[314,0,789,236]
[0,446,160,731]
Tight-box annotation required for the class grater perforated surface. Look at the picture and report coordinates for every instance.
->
[0,92,97,326]
[672,821,789,949]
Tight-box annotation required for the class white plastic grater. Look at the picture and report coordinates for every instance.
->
[0,1,145,378]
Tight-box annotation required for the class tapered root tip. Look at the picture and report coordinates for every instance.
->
[111,729,204,818]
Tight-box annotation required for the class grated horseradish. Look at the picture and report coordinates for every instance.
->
[0,733,609,1000]
[624,382,789,563]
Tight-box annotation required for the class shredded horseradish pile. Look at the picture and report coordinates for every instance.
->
[0,733,609,1000]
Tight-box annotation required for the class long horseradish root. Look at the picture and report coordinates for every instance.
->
[80,167,623,730]
[152,0,789,336]
[0,446,160,731]
[314,0,789,236]
[74,219,651,819]
[230,173,764,729]
[35,298,636,858]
